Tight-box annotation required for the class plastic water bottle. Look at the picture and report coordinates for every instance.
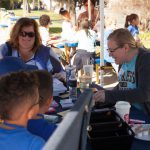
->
[69,70,77,102]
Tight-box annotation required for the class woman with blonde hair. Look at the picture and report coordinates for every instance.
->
[94,28,150,115]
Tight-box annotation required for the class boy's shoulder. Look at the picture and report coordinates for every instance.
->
[0,127,45,150]
[27,116,57,141]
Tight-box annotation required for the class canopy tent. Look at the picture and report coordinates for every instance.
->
[99,0,105,86]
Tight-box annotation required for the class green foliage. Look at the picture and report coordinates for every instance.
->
[139,32,150,41]
[139,32,150,49]
[13,9,62,36]
[13,9,62,20]
[49,27,62,34]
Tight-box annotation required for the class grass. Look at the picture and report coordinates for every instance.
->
[12,9,62,21]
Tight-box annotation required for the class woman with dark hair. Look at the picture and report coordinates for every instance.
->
[0,17,65,81]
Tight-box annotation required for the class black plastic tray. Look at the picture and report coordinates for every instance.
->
[88,109,134,150]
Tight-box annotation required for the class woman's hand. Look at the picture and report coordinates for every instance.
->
[53,72,66,82]
[93,90,105,103]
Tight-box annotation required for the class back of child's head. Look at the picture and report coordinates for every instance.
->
[0,71,39,121]
[80,17,89,29]
[39,14,51,27]
[125,14,139,28]
[79,17,92,37]
[59,8,68,16]
[59,8,71,20]
[33,70,53,108]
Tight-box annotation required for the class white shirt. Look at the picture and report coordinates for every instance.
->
[61,20,76,41]
[39,26,50,46]
[76,29,97,52]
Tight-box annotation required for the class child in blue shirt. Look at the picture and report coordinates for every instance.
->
[124,13,140,42]
[27,70,57,141]
[0,71,45,150]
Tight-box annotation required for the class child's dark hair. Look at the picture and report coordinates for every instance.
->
[59,8,68,16]
[82,0,97,6]
[0,72,39,120]
[39,14,51,26]
[124,14,139,28]
[34,70,53,107]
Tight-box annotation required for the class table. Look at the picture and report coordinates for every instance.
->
[64,42,78,63]
[0,24,8,28]
[130,106,150,150]
[49,92,150,150]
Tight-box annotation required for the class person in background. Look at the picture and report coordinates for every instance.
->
[39,14,60,46]
[59,8,76,63]
[73,16,97,71]
[124,13,140,42]
[77,0,99,29]
[0,71,45,150]
[0,17,66,81]
[27,70,57,141]
[39,14,52,46]
[59,8,76,42]
[76,17,97,53]
[94,28,150,116]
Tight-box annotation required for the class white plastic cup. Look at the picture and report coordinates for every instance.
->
[83,65,93,78]
[115,101,131,123]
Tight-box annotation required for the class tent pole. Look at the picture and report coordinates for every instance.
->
[99,0,104,86]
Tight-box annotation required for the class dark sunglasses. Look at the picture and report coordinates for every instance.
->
[107,46,121,53]
[19,31,35,38]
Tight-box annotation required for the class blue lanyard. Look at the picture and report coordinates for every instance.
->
[3,122,25,129]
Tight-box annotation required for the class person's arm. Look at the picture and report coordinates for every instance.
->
[49,48,66,81]
[0,43,9,58]
[105,52,150,104]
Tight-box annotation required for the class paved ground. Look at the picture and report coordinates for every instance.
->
[93,68,118,89]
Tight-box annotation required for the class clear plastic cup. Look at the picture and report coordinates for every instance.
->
[83,65,93,78]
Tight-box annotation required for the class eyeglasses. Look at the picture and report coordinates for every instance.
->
[19,31,35,38]
[107,46,121,53]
